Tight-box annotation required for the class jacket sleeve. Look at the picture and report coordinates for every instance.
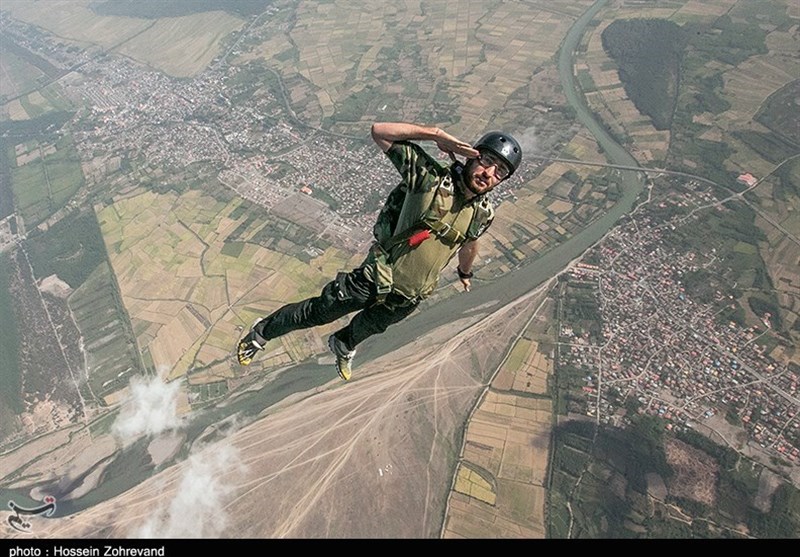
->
[385,141,446,194]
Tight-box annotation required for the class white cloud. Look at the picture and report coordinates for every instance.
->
[131,441,245,538]
[517,126,539,155]
[112,375,183,445]
[114,377,248,538]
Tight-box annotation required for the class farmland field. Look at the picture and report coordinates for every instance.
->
[11,135,84,227]
[1,0,244,78]
[97,187,354,390]
[0,0,151,49]
[69,261,143,402]
[115,11,245,77]
[0,42,47,103]
[1,0,799,540]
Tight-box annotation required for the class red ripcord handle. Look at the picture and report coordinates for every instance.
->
[408,156,455,248]
[408,229,431,247]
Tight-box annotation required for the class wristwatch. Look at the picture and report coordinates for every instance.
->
[457,266,474,279]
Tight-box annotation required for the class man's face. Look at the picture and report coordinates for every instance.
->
[464,149,511,196]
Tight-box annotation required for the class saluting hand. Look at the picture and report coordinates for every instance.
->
[435,130,479,160]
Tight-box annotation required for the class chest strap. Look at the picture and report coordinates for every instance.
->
[368,172,481,302]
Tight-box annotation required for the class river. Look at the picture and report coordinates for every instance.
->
[2,0,644,516]
[362,0,643,357]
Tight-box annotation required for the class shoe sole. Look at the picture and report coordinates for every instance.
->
[337,366,351,381]
[237,341,256,366]
[328,336,352,381]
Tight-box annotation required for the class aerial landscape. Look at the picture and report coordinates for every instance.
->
[0,0,798,539]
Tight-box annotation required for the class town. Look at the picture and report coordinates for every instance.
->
[558,179,799,469]
[2,8,797,474]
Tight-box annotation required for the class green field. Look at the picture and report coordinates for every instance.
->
[25,209,108,289]
[545,418,775,538]
[0,43,49,103]
[16,85,73,119]
[0,253,23,420]
[505,338,532,374]
[69,261,143,402]
[38,82,75,112]
[11,135,85,227]
[91,0,271,19]
[755,80,800,147]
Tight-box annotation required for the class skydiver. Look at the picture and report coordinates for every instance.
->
[237,121,522,381]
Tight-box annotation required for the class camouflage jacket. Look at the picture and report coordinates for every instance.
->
[364,140,494,301]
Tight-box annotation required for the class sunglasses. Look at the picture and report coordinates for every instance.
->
[477,151,511,180]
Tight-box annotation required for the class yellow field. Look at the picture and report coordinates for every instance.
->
[485,189,547,260]
[444,391,551,538]
[116,12,245,77]
[547,199,573,215]
[2,0,151,49]
[494,339,552,394]
[3,1,242,78]
[98,187,353,388]
[561,132,606,170]
[454,464,496,505]
[5,98,29,120]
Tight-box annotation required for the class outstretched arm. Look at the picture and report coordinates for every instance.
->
[456,239,479,292]
[371,122,479,159]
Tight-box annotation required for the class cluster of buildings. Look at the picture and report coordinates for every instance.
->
[559,182,799,465]
[60,49,537,254]
[61,55,410,251]
[3,8,536,256]
[0,12,94,76]
[0,215,17,252]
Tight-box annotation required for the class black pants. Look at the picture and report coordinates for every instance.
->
[252,267,419,351]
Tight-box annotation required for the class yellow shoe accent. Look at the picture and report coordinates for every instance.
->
[328,335,355,381]
[335,356,352,381]
[237,333,264,366]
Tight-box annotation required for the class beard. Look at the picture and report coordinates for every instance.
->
[462,159,496,196]
[465,177,484,196]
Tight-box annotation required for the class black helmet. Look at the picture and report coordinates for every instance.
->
[473,131,522,178]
